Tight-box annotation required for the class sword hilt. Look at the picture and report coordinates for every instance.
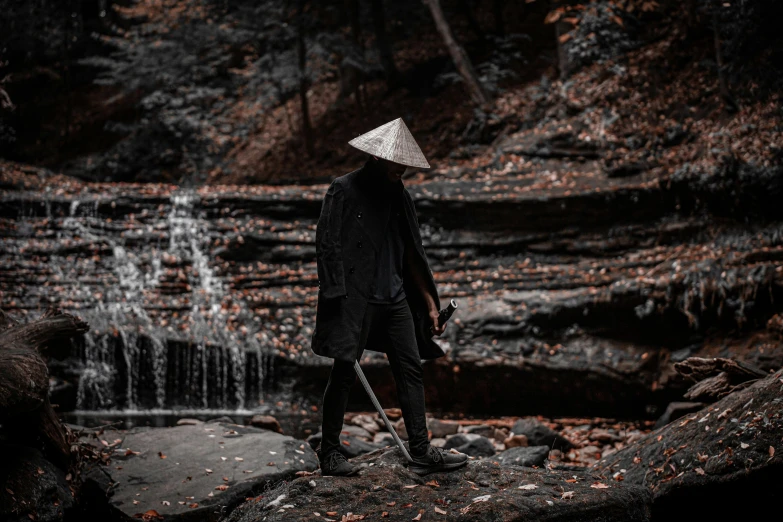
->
[438,299,458,327]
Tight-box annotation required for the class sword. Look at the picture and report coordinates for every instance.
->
[353,299,458,463]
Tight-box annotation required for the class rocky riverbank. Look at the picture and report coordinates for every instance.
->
[3,155,783,418]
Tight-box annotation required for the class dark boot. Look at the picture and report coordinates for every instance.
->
[408,445,468,476]
[318,448,359,477]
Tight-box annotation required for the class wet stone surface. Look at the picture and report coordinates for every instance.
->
[224,447,652,522]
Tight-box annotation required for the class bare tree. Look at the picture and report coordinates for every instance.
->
[297,0,315,157]
[370,0,400,88]
[422,0,489,106]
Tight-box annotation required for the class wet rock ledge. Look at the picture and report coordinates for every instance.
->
[78,419,318,522]
[225,447,652,522]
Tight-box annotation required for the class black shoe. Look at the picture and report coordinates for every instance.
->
[318,449,359,477]
[408,445,468,476]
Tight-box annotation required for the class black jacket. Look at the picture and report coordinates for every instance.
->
[310,159,444,363]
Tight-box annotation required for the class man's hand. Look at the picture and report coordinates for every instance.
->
[429,308,446,336]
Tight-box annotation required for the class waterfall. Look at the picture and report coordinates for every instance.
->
[63,191,267,413]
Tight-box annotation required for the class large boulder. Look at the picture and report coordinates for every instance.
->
[82,422,318,522]
[596,369,783,519]
[491,446,551,468]
[0,445,74,522]
[224,447,652,522]
[511,418,574,451]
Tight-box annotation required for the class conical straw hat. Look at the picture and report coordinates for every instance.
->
[348,118,430,169]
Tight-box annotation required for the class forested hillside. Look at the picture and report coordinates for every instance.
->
[3,0,780,185]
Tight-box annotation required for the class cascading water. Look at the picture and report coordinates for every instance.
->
[50,191,272,414]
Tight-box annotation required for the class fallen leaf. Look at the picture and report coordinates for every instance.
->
[591,482,609,489]
[382,512,389,518]
[158,452,166,459]
[215,485,229,491]
[695,467,705,476]
[412,514,422,521]
[518,484,538,490]
[425,480,440,488]
[402,503,413,508]
[386,502,396,507]
[770,446,776,458]
[403,485,418,489]
[740,443,749,449]
[188,503,198,509]
[562,491,574,500]
[326,512,338,516]
[434,507,447,515]
[235,457,244,462]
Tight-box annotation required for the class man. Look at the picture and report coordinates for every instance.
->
[311,118,468,476]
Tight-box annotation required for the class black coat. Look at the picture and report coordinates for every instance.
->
[310,159,444,363]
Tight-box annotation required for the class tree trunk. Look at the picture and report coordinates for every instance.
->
[370,0,400,88]
[711,9,738,112]
[0,309,88,469]
[347,0,365,112]
[297,1,314,158]
[423,0,489,106]
[493,0,505,36]
[458,0,484,41]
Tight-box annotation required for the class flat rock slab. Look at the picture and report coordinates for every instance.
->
[225,448,651,522]
[84,421,318,521]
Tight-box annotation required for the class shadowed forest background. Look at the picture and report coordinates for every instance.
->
[1,1,782,521]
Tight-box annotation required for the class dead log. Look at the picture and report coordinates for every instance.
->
[674,356,766,382]
[682,371,755,401]
[0,345,49,415]
[674,356,767,402]
[0,309,88,469]
[0,308,88,353]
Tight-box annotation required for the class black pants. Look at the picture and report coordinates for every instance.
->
[320,298,430,457]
